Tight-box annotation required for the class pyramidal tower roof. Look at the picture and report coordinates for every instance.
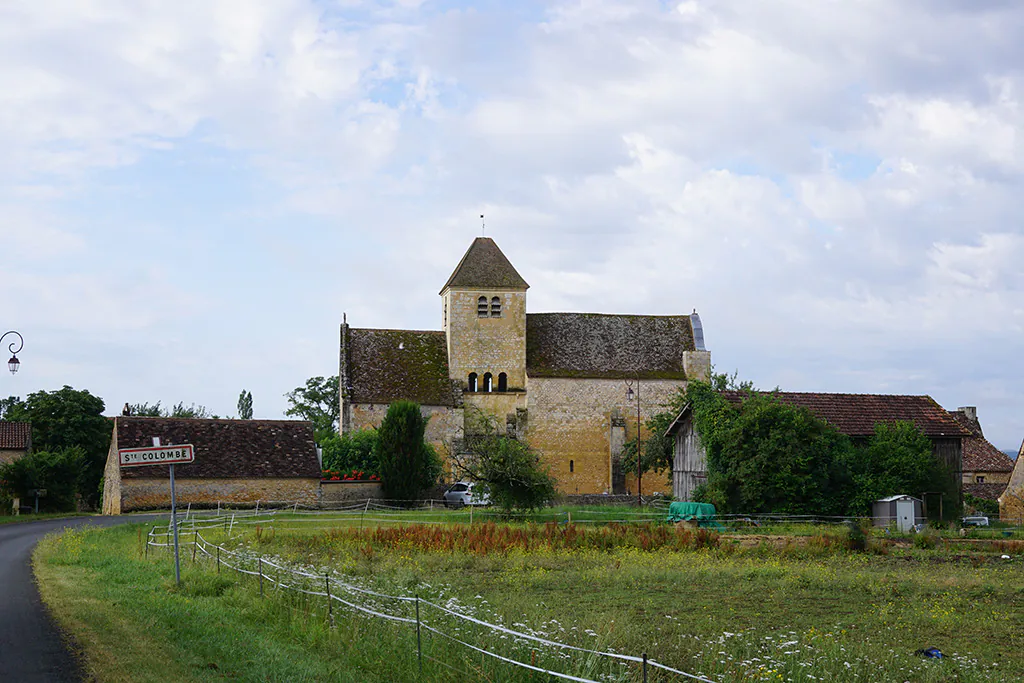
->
[440,237,529,293]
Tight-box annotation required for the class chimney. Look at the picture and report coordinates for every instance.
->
[957,406,977,422]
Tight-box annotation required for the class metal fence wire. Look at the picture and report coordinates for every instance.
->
[145,521,714,683]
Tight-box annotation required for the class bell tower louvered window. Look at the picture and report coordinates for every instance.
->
[490,296,502,317]
[477,296,488,317]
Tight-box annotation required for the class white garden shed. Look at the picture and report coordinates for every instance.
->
[872,495,924,533]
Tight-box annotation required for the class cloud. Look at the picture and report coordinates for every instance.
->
[2,0,1023,447]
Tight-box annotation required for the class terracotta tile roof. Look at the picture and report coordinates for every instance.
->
[0,421,30,450]
[717,391,970,438]
[526,313,696,380]
[949,410,1015,473]
[117,417,320,479]
[440,238,529,293]
[962,482,1008,501]
[347,328,454,406]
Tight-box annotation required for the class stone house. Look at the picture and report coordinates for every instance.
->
[102,417,322,514]
[999,441,1024,522]
[0,421,31,464]
[949,406,1015,502]
[340,237,711,495]
[665,391,970,503]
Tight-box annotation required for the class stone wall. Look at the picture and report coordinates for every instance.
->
[321,480,383,506]
[117,477,321,512]
[444,288,527,390]
[962,471,1011,485]
[1000,458,1024,522]
[0,448,26,465]
[525,376,686,495]
[348,403,462,478]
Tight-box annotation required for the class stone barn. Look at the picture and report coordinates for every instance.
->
[102,417,322,514]
[666,391,970,503]
[949,406,1015,502]
[0,421,31,464]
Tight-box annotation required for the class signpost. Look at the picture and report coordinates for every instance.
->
[28,488,46,514]
[119,439,194,586]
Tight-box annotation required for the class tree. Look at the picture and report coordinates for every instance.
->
[128,401,164,417]
[0,395,26,420]
[237,390,253,420]
[845,421,956,518]
[689,384,855,515]
[0,447,85,512]
[284,376,340,441]
[450,410,556,514]
[376,401,442,501]
[169,402,212,419]
[6,387,111,508]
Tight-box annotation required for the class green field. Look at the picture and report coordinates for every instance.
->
[35,512,1024,682]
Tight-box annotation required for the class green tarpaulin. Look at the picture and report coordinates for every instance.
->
[667,501,717,524]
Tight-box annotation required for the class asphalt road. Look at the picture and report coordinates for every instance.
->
[0,515,161,682]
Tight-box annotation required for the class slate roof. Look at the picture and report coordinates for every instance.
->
[526,313,696,379]
[0,421,30,450]
[963,482,1008,501]
[347,328,454,406]
[708,391,970,438]
[440,238,529,293]
[949,410,1015,473]
[116,417,320,479]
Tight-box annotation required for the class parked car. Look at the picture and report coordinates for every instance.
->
[961,515,989,527]
[443,482,490,508]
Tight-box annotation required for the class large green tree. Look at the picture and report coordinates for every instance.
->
[689,383,855,516]
[846,421,956,517]
[2,386,111,508]
[284,376,339,441]
[320,429,380,475]
[376,401,442,501]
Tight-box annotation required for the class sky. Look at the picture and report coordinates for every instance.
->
[1,0,1022,451]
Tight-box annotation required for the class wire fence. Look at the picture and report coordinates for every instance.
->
[145,519,715,683]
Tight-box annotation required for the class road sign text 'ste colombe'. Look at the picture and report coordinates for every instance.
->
[118,444,195,468]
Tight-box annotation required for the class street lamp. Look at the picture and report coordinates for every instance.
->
[2,331,23,375]
[625,378,642,506]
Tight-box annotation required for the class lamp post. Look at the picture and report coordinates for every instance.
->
[625,378,642,506]
[1,331,24,375]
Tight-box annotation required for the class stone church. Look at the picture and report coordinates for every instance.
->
[339,237,710,495]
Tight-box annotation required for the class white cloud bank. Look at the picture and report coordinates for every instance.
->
[1,0,1022,449]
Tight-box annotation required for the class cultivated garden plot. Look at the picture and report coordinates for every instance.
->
[35,509,1024,682]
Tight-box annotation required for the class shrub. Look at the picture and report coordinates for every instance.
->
[376,402,442,501]
[321,429,380,475]
[0,447,86,512]
[912,529,938,550]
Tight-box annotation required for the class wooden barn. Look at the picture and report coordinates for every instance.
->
[665,391,970,503]
[102,417,322,514]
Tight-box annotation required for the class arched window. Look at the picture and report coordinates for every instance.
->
[497,372,507,392]
[477,296,488,317]
[468,373,478,392]
[569,459,574,473]
[483,372,493,392]
[490,296,502,317]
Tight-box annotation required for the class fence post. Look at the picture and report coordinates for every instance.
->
[259,558,264,596]
[216,545,220,574]
[642,652,648,683]
[416,594,423,675]
[470,505,473,525]
[192,531,198,563]
[255,500,260,516]
[325,574,333,626]
[145,527,151,559]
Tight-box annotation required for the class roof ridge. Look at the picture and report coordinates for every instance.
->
[440,237,529,293]
[350,327,445,335]
[528,312,691,319]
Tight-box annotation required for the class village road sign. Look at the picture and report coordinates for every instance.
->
[118,444,195,468]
